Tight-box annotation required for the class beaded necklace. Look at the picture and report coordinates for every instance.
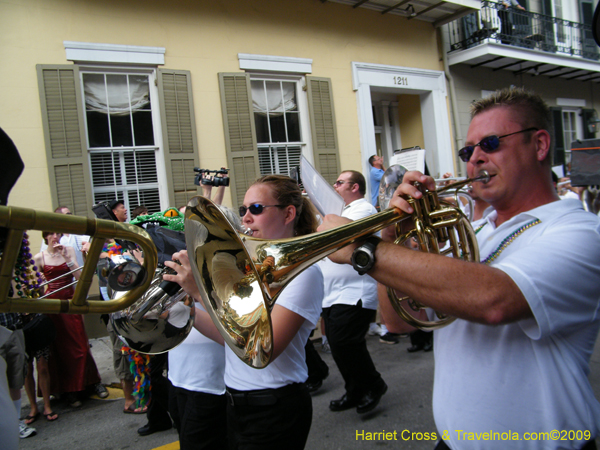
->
[475,219,541,265]
[11,232,43,298]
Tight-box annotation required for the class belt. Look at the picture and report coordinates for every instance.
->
[226,383,304,407]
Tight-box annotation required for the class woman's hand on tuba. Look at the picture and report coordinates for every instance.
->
[163,250,202,302]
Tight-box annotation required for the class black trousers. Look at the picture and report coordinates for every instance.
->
[147,353,172,428]
[305,336,329,383]
[321,302,383,399]
[226,383,312,450]
[169,386,227,450]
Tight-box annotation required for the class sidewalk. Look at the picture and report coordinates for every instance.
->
[21,336,120,409]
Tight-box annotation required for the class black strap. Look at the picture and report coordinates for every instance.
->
[226,383,305,407]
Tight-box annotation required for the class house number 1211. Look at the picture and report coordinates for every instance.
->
[393,76,408,85]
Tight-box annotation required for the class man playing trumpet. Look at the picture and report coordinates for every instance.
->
[320,87,600,450]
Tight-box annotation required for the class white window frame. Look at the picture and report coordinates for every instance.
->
[249,72,315,171]
[78,66,169,213]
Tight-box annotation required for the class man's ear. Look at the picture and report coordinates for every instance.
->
[536,129,552,162]
[351,182,360,194]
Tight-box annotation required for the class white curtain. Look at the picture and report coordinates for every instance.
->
[84,74,150,116]
[251,81,296,116]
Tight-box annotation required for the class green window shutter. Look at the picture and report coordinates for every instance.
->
[306,76,340,184]
[36,65,93,217]
[550,107,565,167]
[157,69,200,209]
[218,73,259,209]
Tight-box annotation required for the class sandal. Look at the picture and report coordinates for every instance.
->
[24,412,40,425]
[123,404,148,414]
[44,411,59,421]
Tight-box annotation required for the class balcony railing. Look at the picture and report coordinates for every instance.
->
[448,1,598,61]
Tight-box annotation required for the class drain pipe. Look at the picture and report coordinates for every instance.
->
[438,27,464,177]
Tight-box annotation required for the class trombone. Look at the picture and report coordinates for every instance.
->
[0,205,157,314]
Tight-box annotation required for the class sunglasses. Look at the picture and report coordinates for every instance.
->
[333,180,354,187]
[458,127,539,162]
[239,204,284,217]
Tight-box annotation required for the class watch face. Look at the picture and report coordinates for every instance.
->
[355,251,370,267]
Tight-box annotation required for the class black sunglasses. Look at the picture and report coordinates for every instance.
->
[458,127,539,162]
[239,204,284,217]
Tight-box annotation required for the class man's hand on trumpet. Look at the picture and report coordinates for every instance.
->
[318,170,434,264]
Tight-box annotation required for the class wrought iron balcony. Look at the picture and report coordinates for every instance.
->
[447,1,598,61]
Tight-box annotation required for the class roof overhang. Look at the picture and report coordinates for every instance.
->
[448,42,600,82]
[321,0,480,28]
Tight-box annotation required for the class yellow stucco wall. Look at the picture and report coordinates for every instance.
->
[1,0,442,247]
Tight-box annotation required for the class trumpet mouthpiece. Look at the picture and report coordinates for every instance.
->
[477,170,490,184]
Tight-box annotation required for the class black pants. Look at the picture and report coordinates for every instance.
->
[226,383,312,450]
[321,302,384,399]
[169,386,227,450]
[147,353,172,428]
[305,336,328,383]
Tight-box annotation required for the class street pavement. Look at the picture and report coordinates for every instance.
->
[18,331,600,450]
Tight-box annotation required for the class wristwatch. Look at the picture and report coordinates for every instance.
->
[351,236,381,275]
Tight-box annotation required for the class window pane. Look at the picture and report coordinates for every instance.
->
[127,189,161,214]
[90,153,122,186]
[129,75,151,110]
[286,112,300,142]
[86,111,111,148]
[269,114,287,143]
[254,113,269,143]
[110,114,134,147]
[133,111,155,146]
[94,191,124,206]
[281,82,297,111]
[124,150,158,184]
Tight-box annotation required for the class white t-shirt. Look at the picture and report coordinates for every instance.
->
[319,198,379,310]
[433,199,600,450]
[224,264,324,391]
[168,303,226,395]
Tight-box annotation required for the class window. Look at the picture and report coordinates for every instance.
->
[251,77,304,177]
[81,71,162,213]
[562,109,581,166]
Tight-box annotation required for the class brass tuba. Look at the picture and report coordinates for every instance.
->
[184,165,488,367]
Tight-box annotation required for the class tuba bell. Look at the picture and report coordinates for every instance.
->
[109,266,195,354]
[184,166,488,367]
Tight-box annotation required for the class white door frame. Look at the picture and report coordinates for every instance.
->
[352,62,453,200]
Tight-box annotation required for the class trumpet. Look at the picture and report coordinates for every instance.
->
[185,165,489,368]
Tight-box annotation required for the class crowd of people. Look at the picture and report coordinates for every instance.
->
[2,86,600,450]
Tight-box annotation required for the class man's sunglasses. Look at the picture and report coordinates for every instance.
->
[239,204,283,217]
[333,180,355,187]
[458,127,539,162]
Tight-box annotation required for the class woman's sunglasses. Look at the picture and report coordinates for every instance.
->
[458,127,538,162]
[239,204,283,217]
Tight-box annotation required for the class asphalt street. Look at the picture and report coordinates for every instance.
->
[18,331,600,450]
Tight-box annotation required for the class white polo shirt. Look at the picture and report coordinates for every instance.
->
[433,199,600,449]
[319,198,379,310]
